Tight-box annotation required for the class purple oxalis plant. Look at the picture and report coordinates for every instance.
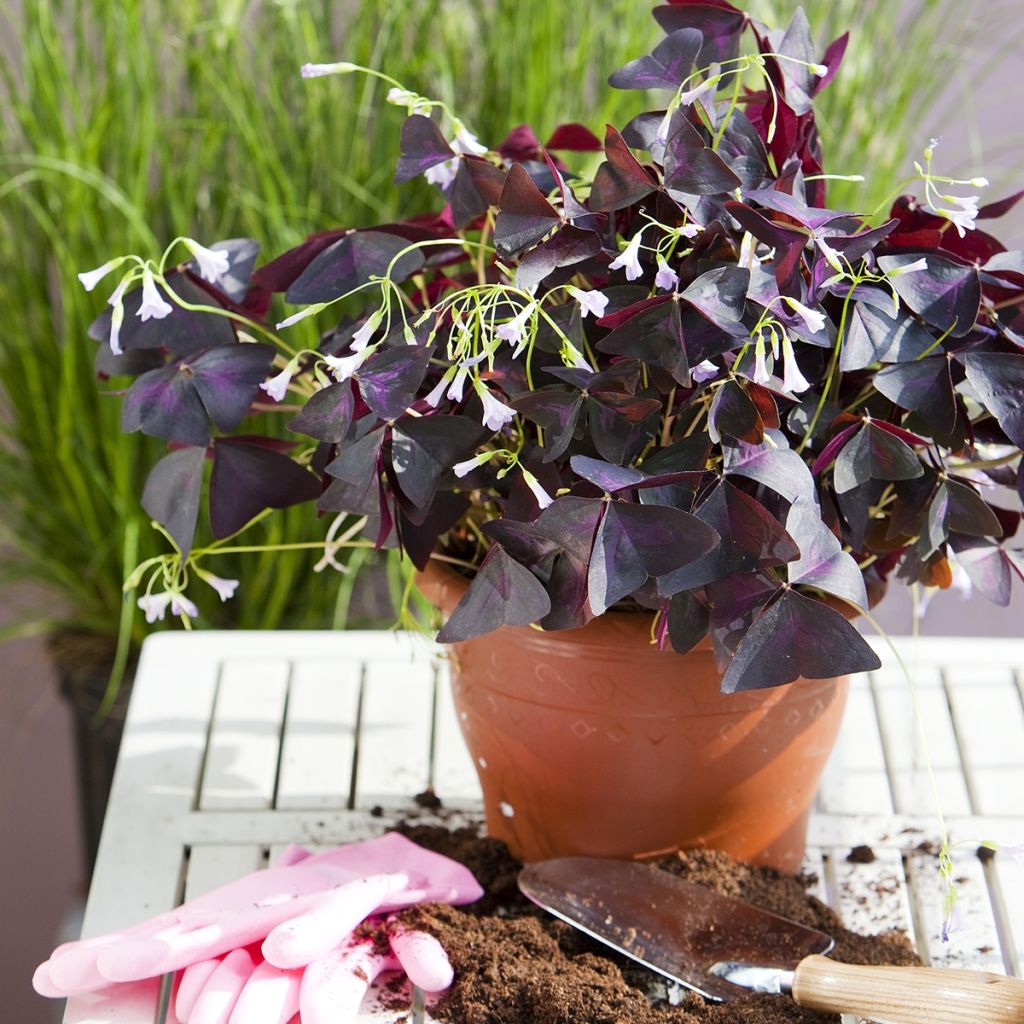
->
[79,1,1024,697]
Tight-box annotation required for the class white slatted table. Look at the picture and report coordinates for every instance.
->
[64,632,1024,1024]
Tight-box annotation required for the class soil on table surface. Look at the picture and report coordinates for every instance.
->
[395,823,920,1024]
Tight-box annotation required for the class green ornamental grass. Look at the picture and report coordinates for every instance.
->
[0,0,1006,668]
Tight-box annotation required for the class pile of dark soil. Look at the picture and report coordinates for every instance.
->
[396,823,919,1024]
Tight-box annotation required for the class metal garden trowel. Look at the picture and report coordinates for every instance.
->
[518,857,1024,1024]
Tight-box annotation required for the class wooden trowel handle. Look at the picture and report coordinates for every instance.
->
[791,954,1024,1023]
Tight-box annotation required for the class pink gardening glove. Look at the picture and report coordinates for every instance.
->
[34,833,481,998]
[169,913,453,1024]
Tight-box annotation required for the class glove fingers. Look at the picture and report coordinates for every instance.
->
[262,873,408,969]
[175,957,222,1021]
[227,959,301,1024]
[387,918,454,992]
[45,934,125,994]
[188,948,257,1024]
[60,978,163,1024]
[273,844,313,868]
[31,960,66,998]
[299,941,397,1024]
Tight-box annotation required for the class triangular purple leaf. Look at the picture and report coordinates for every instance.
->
[394,115,455,184]
[874,357,956,434]
[963,352,1024,449]
[140,446,207,557]
[786,496,867,608]
[877,253,980,338]
[389,414,483,511]
[832,421,923,494]
[356,344,433,421]
[721,589,880,693]
[589,125,659,213]
[840,304,941,371]
[609,27,704,91]
[435,546,551,643]
[493,162,560,258]
[663,108,741,195]
[288,382,354,443]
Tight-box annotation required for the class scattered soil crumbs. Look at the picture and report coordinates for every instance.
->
[846,845,877,864]
[395,823,919,1024]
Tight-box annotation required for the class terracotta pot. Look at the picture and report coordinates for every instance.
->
[418,560,849,872]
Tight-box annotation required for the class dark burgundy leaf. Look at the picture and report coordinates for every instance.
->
[724,440,817,504]
[286,231,425,304]
[950,538,1013,606]
[540,551,592,630]
[977,190,1024,220]
[513,388,583,462]
[786,496,867,607]
[514,225,602,293]
[325,426,386,490]
[356,344,433,420]
[435,546,551,643]
[449,158,508,228]
[88,273,236,355]
[481,519,560,571]
[545,123,603,151]
[964,352,1024,449]
[707,572,781,662]
[658,480,798,592]
[871,420,929,447]
[570,455,644,492]
[587,392,662,465]
[597,295,690,384]
[944,479,1004,538]
[531,495,604,563]
[663,108,742,195]
[725,201,807,295]
[874,357,956,434]
[210,439,320,539]
[840,304,941,371]
[589,500,720,614]
[188,344,278,433]
[141,446,206,557]
[667,591,710,654]
[708,380,762,444]
[394,115,455,183]
[824,219,898,265]
[397,492,470,571]
[609,27,703,91]
[653,2,746,66]
[589,125,659,213]
[811,419,860,475]
[721,589,880,693]
[814,30,848,92]
[288,382,354,443]
[94,344,165,379]
[389,414,482,510]
[832,421,923,494]
[680,265,749,323]
[877,253,980,338]
[122,363,211,445]
[493,162,560,258]
[252,229,347,293]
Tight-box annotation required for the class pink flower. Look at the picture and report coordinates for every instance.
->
[259,367,293,402]
[137,592,172,623]
[170,595,199,619]
[200,573,239,602]
[497,301,537,351]
[424,158,458,189]
[567,287,609,319]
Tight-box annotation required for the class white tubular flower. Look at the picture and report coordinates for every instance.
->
[259,365,294,402]
[886,257,929,277]
[809,62,829,77]
[474,380,516,432]
[738,231,758,269]
[567,287,609,319]
[451,120,488,156]
[137,592,172,624]
[521,469,554,509]
[323,349,371,382]
[783,296,827,333]
[655,255,679,292]
[781,333,810,393]
[199,572,239,602]
[447,364,471,403]
[609,232,645,281]
[138,268,173,321]
[424,158,459,189]
[109,301,125,356]
[814,234,844,273]
[496,300,538,350]
[453,452,490,478]
[184,239,231,283]
[753,330,772,385]
[425,366,457,408]
[78,257,123,292]
[928,194,980,238]
[300,61,357,78]
[650,108,674,164]
[692,359,720,383]
[276,302,326,330]
[108,273,132,308]
[678,66,721,106]
[350,309,384,351]
[386,87,428,114]
[561,343,593,371]
[171,594,200,619]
